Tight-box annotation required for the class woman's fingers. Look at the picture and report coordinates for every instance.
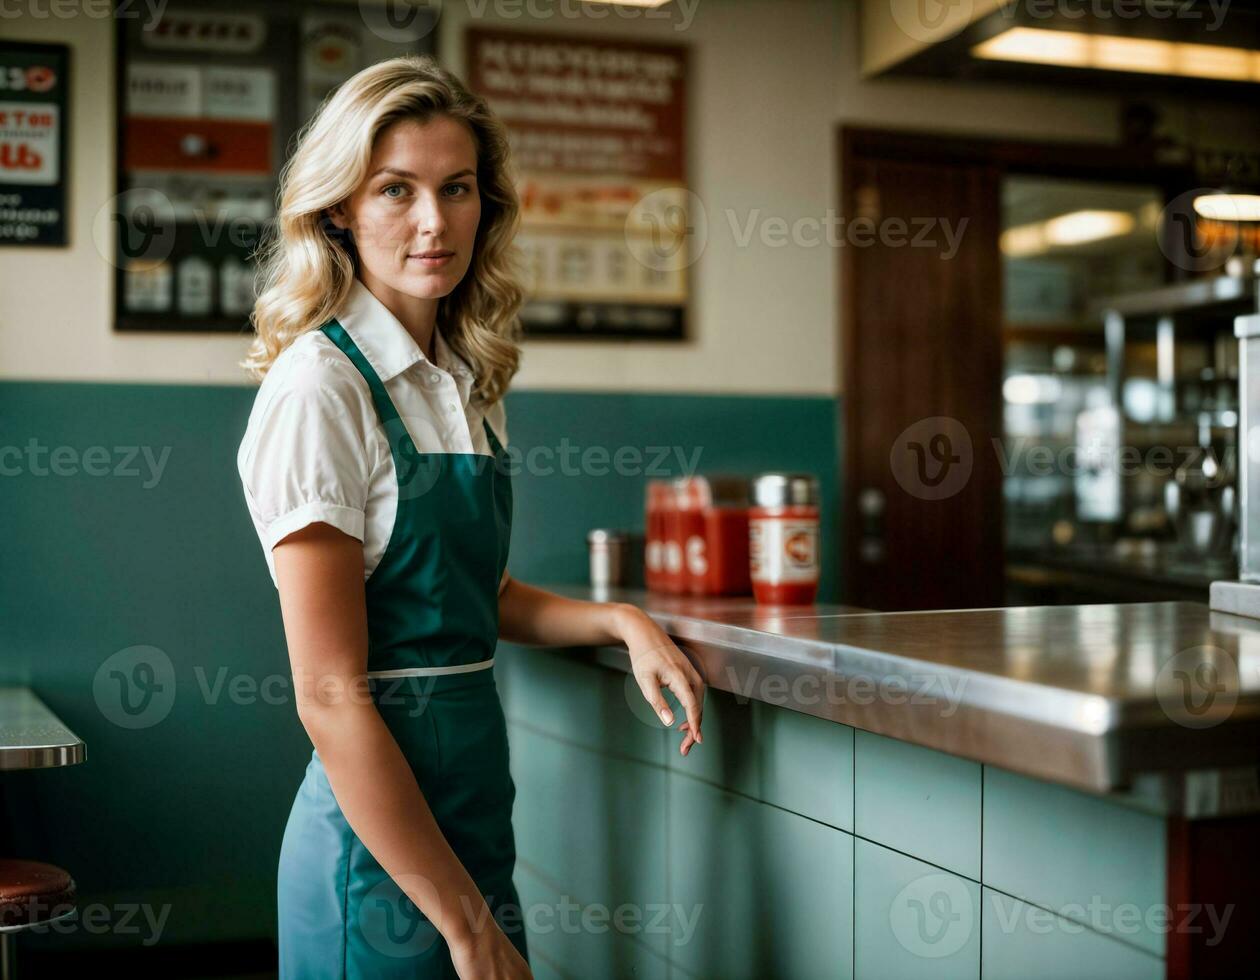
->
[637,674,676,726]
[662,669,703,746]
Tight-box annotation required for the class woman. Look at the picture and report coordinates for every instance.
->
[235,55,705,979]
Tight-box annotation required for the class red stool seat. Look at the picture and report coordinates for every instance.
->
[0,859,76,929]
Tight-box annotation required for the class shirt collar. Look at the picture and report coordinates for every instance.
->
[335,277,475,385]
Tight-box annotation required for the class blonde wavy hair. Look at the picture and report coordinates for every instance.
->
[241,54,524,406]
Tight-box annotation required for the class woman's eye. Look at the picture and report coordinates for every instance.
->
[444,183,471,198]
[382,184,407,199]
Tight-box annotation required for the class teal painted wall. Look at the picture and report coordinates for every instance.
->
[0,380,840,955]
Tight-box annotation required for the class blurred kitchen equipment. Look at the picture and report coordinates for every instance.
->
[749,472,821,605]
[587,529,629,592]
[1167,412,1237,560]
[1210,311,1260,615]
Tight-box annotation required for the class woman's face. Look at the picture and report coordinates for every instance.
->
[329,114,482,300]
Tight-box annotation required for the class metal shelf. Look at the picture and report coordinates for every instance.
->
[1091,275,1258,319]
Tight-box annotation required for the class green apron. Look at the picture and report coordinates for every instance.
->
[277,319,527,978]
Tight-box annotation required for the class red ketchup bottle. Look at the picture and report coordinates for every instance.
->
[644,481,671,593]
[689,476,751,596]
[669,477,705,595]
[749,473,821,605]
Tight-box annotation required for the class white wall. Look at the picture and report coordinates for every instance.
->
[1,0,1255,395]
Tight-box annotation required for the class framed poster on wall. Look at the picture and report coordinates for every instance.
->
[0,41,69,247]
[465,28,690,341]
[112,0,438,333]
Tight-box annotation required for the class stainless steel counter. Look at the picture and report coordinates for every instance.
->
[0,687,86,770]
[536,585,1260,808]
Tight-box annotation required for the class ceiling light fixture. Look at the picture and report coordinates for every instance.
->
[1001,210,1136,257]
[1193,193,1260,222]
[973,27,1260,83]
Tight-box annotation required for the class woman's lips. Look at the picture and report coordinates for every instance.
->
[408,251,454,268]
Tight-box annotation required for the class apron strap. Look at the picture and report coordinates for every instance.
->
[321,319,401,425]
[321,319,505,463]
[481,413,505,456]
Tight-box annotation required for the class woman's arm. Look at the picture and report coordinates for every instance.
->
[497,576,705,755]
[274,524,529,977]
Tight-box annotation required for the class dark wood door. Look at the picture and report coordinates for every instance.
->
[841,136,1004,611]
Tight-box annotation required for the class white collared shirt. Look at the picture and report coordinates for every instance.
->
[237,277,510,590]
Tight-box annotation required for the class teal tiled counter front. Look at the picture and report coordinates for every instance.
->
[496,644,1177,980]
[494,586,1260,979]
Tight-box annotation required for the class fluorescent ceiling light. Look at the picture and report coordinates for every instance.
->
[973,27,1260,83]
[1002,209,1136,257]
[1044,210,1134,246]
[1193,193,1260,221]
[1001,223,1048,258]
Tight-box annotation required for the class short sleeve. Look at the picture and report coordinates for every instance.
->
[237,364,371,552]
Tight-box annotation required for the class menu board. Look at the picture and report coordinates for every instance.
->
[0,42,69,247]
[113,1,436,333]
[466,28,689,340]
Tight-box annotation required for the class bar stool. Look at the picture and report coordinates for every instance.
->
[0,859,76,980]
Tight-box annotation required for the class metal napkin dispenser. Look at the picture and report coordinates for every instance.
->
[1210,313,1260,615]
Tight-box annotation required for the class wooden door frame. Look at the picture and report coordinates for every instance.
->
[836,125,1197,607]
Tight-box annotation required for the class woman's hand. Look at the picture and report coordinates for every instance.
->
[615,605,705,755]
[449,916,532,980]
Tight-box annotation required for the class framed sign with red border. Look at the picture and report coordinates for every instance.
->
[0,41,70,247]
[466,27,690,341]
[113,0,437,333]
